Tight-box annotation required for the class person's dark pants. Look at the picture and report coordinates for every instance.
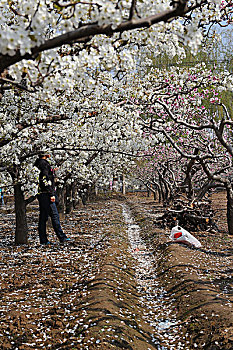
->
[38,193,66,244]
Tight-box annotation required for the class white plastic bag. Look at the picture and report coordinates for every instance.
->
[169,225,202,248]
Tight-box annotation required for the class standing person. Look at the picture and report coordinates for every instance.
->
[0,187,4,205]
[34,152,70,245]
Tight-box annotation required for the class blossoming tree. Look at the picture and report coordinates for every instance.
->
[0,0,231,96]
[0,81,155,243]
[0,0,232,244]
[133,65,233,233]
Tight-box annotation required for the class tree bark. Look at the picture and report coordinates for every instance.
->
[227,188,233,235]
[153,189,157,201]
[65,183,73,214]
[56,185,65,214]
[159,177,165,203]
[121,175,126,195]
[72,181,79,209]
[14,183,28,244]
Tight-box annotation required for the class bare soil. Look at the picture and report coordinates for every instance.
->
[0,192,232,350]
[126,191,233,350]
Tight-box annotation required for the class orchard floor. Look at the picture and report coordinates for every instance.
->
[0,192,232,350]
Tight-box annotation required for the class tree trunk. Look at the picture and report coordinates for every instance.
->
[65,183,73,214]
[72,181,79,209]
[80,184,89,205]
[187,175,194,199]
[162,179,169,202]
[227,188,233,235]
[56,185,65,214]
[121,175,126,195]
[112,176,118,191]
[159,179,165,203]
[14,183,28,244]
[153,188,157,201]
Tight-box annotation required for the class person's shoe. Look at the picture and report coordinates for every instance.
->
[60,237,71,243]
[41,241,54,246]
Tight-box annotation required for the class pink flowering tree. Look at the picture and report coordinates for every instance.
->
[135,65,233,233]
[135,143,185,203]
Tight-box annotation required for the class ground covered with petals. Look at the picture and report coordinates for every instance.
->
[0,193,232,350]
[127,192,233,350]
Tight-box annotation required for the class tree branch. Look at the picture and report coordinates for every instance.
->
[153,99,215,131]
[0,78,36,93]
[0,1,195,73]
[129,0,137,20]
[0,114,71,148]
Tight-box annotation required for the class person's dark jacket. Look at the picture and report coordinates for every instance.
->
[34,158,56,196]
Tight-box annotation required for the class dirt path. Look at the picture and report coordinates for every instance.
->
[0,195,232,349]
[126,194,233,350]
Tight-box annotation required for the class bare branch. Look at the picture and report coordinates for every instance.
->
[52,147,153,158]
[129,0,137,20]
[153,99,215,131]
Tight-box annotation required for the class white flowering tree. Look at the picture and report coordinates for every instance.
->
[0,0,231,96]
[0,79,155,243]
[0,0,232,244]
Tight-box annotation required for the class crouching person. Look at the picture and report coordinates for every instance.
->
[34,152,70,245]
